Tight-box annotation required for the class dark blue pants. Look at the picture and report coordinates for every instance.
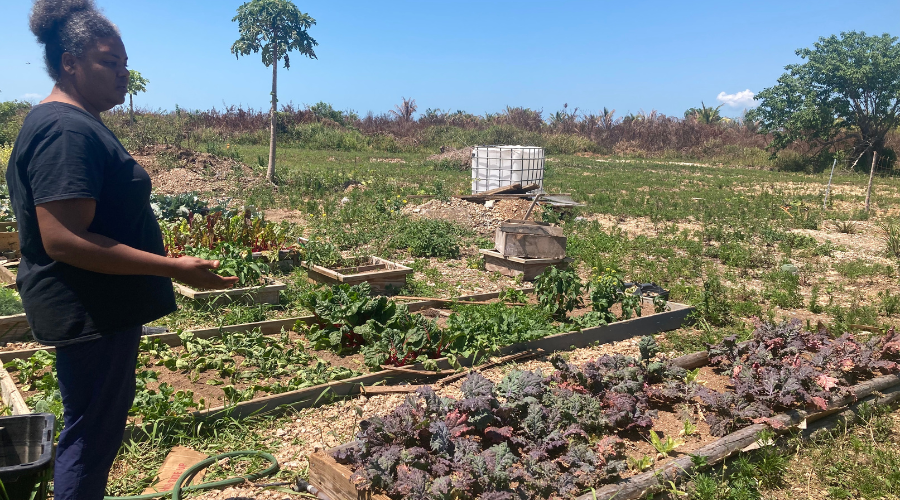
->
[54,326,141,500]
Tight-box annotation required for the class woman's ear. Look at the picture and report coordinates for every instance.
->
[60,52,78,77]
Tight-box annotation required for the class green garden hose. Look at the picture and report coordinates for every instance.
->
[103,450,280,500]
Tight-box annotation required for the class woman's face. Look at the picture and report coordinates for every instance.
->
[62,36,130,113]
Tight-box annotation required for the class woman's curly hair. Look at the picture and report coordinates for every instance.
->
[29,0,120,81]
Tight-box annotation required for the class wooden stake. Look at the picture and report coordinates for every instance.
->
[865,151,878,212]
[823,158,837,209]
[391,296,527,306]
[523,194,543,221]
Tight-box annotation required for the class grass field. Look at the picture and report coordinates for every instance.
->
[91,143,900,499]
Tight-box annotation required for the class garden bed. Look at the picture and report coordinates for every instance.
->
[308,322,900,500]
[173,279,286,305]
[169,296,691,421]
[0,293,693,440]
[304,256,413,293]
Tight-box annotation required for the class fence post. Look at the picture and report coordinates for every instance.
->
[864,151,878,212]
[823,159,837,209]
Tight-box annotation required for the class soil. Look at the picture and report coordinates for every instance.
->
[425,146,474,169]
[404,197,543,234]
[0,341,41,352]
[400,257,524,297]
[132,144,263,198]
[262,208,307,227]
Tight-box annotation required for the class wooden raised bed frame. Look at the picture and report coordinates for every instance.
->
[0,290,693,443]
[479,249,572,281]
[305,256,413,293]
[0,222,19,259]
[173,280,286,306]
[308,352,900,500]
[0,313,31,344]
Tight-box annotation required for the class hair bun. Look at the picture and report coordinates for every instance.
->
[29,0,97,45]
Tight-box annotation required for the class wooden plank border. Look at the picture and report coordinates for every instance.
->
[0,313,30,345]
[579,373,900,500]
[0,290,692,440]
[0,265,16,288]
[304,257,414,293]
[307,357,900,500]
[174,280,287,305]
[179,299,693,422]
[0,364,29,415]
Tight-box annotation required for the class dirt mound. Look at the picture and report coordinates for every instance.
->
[404,197,542,234]
[131,144,263,197]
[425,146,474,170]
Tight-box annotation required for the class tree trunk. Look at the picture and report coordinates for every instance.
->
[865,150,878,212]
[129,94,134,124]
[267,30,278,185]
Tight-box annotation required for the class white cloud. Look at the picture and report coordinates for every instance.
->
[20,93,42,103]
[716,89,756,108]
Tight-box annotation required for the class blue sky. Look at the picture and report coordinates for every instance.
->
[1,0,898,119]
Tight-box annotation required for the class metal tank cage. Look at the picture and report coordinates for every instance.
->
[471,146,545,194]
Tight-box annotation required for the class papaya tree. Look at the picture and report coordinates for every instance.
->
[231,0,318,184]
[126,69,148,124]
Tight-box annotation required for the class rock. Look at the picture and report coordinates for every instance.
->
[341,197,350,205]
[485,200,495,209]
[275,428,287,436]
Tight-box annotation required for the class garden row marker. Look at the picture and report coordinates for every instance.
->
[823,158,837,209]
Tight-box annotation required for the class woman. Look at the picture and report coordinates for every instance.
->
[7,1,237,497]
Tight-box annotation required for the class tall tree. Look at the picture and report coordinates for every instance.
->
[749,31,900,171]
[231,0,317,184]
[126,69,148,124]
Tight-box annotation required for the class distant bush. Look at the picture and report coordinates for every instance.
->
[0,144,13,176]
[0,101,31,145]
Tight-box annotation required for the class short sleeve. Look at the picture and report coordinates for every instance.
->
[28,129,106,205]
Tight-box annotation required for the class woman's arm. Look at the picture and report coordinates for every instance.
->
[36,198,238,290]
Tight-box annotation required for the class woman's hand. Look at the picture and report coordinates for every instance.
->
[171,256,239,290]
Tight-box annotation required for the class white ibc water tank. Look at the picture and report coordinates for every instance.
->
[471,146,544,194]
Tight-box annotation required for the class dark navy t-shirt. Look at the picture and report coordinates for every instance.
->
[5,102,176,345]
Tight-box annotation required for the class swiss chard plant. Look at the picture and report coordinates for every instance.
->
[182,243,267,288]
[300,283,448,368]
[444,303,563,360]
[161,210,296,256]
